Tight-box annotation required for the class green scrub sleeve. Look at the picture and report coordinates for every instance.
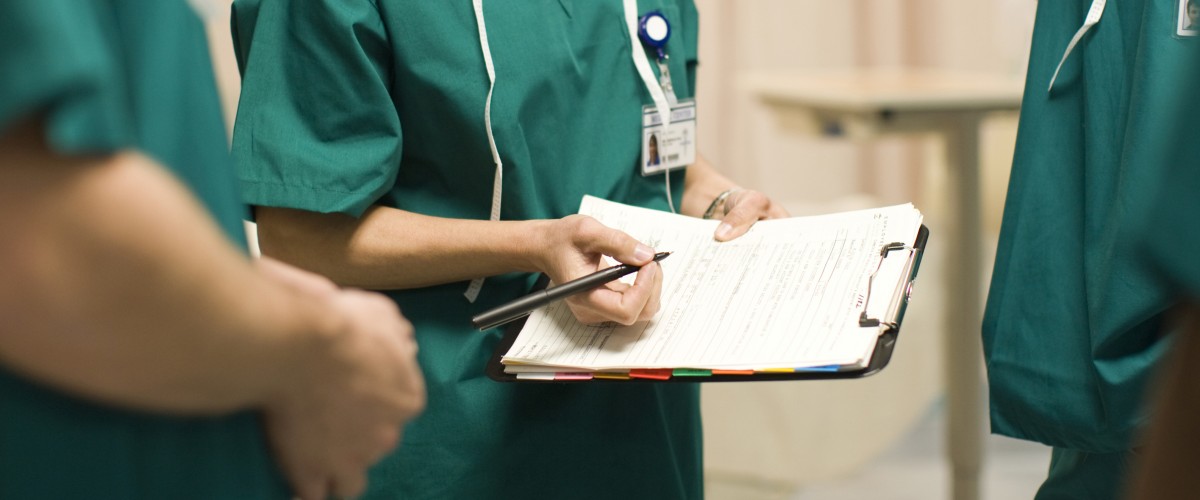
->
[231,0,401,218]
[0,1,133,155]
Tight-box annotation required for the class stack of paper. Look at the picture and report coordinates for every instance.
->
[501,196,924,381]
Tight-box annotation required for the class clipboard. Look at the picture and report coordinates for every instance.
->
[486,224,929,383]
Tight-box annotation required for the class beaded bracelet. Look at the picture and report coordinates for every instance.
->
[702,188,740,220]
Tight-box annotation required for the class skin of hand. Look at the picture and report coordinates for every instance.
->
[532,215,663,325]
[257,260,425,500]
[679,154,790,241]
[712,189,791,242]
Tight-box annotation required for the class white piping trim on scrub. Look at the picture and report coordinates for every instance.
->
[624,0,677,213]
[1048,0,1106,92]
[466,0,503,303]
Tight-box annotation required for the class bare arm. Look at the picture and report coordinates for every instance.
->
[258,206,547,290]
[0,119,425,499]
[258,154,768,291]
[253,153,786,325]
[0,121,328,413]
[259,205,663,325]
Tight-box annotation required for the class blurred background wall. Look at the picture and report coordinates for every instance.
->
[684,3,1036,498]
[691,0,1031,228]
[204,1,1040,498]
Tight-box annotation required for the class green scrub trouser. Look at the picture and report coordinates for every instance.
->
[1036,448,1134,500]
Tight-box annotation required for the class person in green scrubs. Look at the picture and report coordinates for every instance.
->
[230,1,786,498]
[984,0,1191,497]
[0,1,424,498]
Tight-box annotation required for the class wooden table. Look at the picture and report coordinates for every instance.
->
[746,70,1024,500]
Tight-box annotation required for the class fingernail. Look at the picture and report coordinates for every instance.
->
[634,244,654,262]
[715,223,733,240]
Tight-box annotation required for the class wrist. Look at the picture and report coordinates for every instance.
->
[255,280,346,410]
[703,187,741,220]
[518,219,559,274]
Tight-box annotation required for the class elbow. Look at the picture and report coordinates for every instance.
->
[254,207,355,285]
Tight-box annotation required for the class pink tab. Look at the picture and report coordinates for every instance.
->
[554,372,594,381]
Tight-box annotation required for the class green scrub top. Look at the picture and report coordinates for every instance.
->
[985,0,1185,459]
[230,0,702,498]
[1142,37,1200,299]
[0,0,287,497]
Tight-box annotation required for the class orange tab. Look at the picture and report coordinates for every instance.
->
[629,369,673,380]
[711,369,754,375]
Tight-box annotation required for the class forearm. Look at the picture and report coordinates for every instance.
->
[0,129,326,414]
[681,154,740,218]
[257,205,551,290]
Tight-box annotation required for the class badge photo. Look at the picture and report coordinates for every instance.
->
[1178,0,1198,37]
[641,100,697,176]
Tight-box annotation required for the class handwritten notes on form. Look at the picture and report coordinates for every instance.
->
[501,196,923,375]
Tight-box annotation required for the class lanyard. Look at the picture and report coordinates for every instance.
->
[1048,0,1107,92]
[625,1,682,212]
[624,0,674,131]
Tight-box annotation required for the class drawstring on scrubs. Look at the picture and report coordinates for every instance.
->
[466,0,679,302]
[465,0,503,303]
[1048,0,1107,92]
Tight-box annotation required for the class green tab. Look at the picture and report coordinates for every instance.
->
[672,368,712,377]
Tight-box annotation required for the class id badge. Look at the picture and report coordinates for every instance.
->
[641,99,696,176]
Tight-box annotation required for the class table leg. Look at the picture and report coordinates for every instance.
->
[942,116,985,500]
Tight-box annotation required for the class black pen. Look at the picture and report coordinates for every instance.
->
[472,251,671,331]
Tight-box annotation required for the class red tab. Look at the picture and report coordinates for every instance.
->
[628,369,673,380]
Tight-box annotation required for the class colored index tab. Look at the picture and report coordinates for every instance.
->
[672,368,712,377]
[629,369,673,380]
[795,365,840,372]
[757,368,796,373]
[711,369,754,375]
[554,372,594,380]
[593,372,631,380]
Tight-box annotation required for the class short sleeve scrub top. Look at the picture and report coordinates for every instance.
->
[230,1,704,498]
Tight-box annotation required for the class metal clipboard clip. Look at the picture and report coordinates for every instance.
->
[858,241,920,329]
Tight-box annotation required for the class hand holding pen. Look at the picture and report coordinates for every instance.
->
[477,215,667,329]
[474,251,671,330]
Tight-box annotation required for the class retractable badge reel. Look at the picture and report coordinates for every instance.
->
[636,10,696,176]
